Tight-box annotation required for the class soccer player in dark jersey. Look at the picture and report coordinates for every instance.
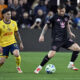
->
[34,5,80,74]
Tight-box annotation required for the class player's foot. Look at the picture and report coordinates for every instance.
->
[16,67,23,73]
[34,65,42,74]
[68,64,79,71]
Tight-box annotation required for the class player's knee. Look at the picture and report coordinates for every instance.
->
[73,43,80,51]
[74,47,80,51]
[0,57,5,64]
[0,60,5,65]
[48,51,56,58]
[13,50,19,57]
[75,47,80,51]
[14,53,19,57]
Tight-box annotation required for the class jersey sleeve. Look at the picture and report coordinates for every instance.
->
[46,16,55,26]
[14,22,18,31]
[65,14,70,20]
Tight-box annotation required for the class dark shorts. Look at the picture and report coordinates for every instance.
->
[2,43,19,57]
[51,39,74,51]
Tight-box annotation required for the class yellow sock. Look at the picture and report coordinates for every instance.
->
[15,55,21,68]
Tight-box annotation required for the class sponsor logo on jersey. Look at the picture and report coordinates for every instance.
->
[57,19,60,22]
[60,22,65,28]
[3,32,13,36]
[12,24,15,27]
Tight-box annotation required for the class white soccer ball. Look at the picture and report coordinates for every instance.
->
[45,64,56,74]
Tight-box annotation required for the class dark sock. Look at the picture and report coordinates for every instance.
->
[71,51,79,62]
[40,55,50,66]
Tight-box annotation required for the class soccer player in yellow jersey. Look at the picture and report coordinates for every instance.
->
[0,8,24,73]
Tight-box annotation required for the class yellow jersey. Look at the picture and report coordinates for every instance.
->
[0,20,18,47]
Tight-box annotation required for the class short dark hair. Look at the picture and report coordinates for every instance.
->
[58,4,65,9]
[2,8,11,15]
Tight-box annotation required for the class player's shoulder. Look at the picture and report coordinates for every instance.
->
[0,20,4,28]
[49,14,57,20]
[11,20,17,24]
[0,20,3,22]
[0,20,4,24]
[64,13,69,18]
[53,14,57,18]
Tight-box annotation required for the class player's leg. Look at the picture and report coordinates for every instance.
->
[13,49,22,73]
[40,50,56,67]
[68,43,80,51]
[0,54,8,67]
[63,40,80,70]
[67,43,80,70]
[0,47,9,67]
[34,50,56,74]
[70,51,79,64]
[10,44,22,73]
[0,57,6,67]
[34,41,61,74]
[68,51,79,70]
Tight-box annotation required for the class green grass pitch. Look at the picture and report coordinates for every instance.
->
[0,52,80,80]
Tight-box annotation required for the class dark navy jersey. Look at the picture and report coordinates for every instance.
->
[47,14,69,41]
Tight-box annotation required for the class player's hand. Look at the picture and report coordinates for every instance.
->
[20,42,24,50]
[39,35,44,42]
[70,32,75,38]
[0,46,3,53]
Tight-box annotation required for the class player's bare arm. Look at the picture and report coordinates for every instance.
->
[15,31,24,50]
[39,24,48,42]
[67,20,75,38]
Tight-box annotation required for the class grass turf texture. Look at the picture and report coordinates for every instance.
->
[0,52,80,80]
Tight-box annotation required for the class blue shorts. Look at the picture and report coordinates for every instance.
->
[2,43,19,57]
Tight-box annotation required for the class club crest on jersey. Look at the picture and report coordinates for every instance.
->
[60,22,65,28]
[57,19,60,22]
[12,24,15,27]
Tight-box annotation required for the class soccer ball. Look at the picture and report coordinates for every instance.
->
[45,64,56,74]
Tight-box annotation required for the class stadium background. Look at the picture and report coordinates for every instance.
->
[20,29,80,51]
[3,0,80,52]
[19,0,80,52]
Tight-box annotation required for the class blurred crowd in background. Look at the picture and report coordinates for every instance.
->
[0,0,80,29]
